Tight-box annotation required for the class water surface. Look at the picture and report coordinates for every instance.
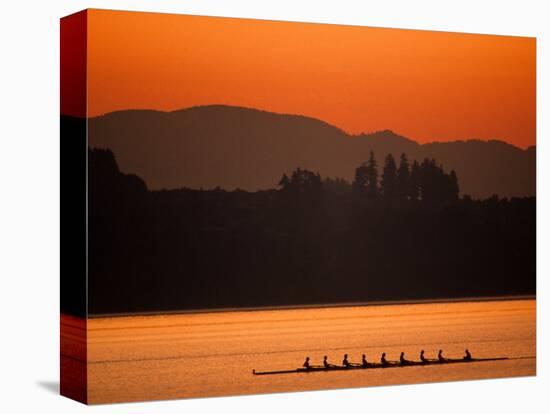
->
[82,299,535,403]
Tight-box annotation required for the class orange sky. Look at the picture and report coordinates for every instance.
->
[87,9,536,148]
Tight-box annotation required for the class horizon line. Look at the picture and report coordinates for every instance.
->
[77,294,536,319]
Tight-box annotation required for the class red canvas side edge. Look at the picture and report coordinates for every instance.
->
[60,9,88,405]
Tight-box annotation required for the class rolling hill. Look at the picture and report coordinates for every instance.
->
[88,105,535,198]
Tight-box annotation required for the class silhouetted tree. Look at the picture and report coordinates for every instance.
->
[381,154,397,202]
[279,173,290,190]
[352,163,368,197]
[397,153,410,202]
[282,167,324,207]
[420,158,438,202]
[419,157,460,204]
[324,177,352,195]
[449,170,459,200]
[353,151,379,202]
[409,160,421,201]
[365,151,379,201]
[290,168,322,192]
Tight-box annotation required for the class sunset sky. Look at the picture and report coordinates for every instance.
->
[85,9,535,148]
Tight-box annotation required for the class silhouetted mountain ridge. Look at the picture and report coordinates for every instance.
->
[88,105,535,198]
[355,129,418,145]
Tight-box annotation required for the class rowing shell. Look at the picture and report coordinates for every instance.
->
[252,357,508,376]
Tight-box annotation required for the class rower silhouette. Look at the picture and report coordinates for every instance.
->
[381,352,388,365]
[343,354,351,368]
[464,349,472,361]
[399,352,409,365]
[362,354,368,368]
[323,355,335,369]
[420,350,428,363]
[438,349,445,362]
[303,357,311,369]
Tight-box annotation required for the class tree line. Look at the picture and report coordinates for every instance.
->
[278,151,460,206]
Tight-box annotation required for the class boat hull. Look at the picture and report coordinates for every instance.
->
[252,358,507,376]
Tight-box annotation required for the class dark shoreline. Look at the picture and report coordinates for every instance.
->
[84,294,536,319]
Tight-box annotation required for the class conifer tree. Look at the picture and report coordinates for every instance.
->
[409,160,420,201]
[365,151,379,200]
[381,154,397,202]
[397,153,410,202]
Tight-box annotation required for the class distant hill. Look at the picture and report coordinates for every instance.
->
[88,105,535,198]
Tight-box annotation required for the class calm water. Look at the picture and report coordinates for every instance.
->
[82,299,535,404]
